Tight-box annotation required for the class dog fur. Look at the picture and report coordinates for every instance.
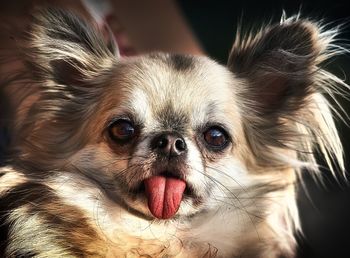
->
[0,9,348,257]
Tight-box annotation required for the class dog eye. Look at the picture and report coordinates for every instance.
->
[203,126,229,150]
[108,119,135,143]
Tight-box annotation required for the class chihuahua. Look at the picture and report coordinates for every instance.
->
[0,9,347,258]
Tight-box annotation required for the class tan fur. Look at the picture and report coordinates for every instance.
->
[0,9,347,258]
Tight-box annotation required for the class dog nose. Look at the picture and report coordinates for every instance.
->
[151,133,187,157]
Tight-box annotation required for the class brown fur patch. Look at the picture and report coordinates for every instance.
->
[0,181,106,257]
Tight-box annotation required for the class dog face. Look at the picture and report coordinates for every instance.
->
[71,54,248,219]
[12,10,344,223]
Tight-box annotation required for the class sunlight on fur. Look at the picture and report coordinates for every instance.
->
[0,8,348,258]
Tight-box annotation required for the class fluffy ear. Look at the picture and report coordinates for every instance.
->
[27,8,119,87]
[228,16,346,172]
[11,9,120,169]
[228,17,332,113]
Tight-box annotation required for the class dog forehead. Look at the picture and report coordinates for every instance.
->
[120,54,238,127]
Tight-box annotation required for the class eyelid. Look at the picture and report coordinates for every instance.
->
[107,116,133,127]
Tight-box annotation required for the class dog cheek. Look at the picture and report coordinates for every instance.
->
[184,140,207,194]
[67,145,128,184]
[124,140,154,188]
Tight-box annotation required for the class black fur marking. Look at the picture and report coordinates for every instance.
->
[50,59,83,86]
[155,102,189,133]
[168,54,195,71]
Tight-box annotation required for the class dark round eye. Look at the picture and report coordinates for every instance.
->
[108,119,136,143]
[203,126,229,150]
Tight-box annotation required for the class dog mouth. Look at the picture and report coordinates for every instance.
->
[132,173,196,219]
[135,179,195,197]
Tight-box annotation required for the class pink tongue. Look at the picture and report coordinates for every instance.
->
[144,176,186,219]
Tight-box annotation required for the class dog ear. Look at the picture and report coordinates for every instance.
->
[27,8,119,87]
[228,17,345,169]
[10,9,120,168]
[228,17,333,114]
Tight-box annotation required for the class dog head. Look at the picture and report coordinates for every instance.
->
[12,9,345,221]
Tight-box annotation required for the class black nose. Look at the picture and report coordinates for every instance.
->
[151,133,187,157]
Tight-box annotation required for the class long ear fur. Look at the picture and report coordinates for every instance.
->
[28,8,118,86]
[228,15,348,176]
[12,9,119,170]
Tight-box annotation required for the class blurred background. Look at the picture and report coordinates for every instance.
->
[177,1,350,257]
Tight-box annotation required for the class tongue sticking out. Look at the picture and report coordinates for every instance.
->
[144,176,186,219]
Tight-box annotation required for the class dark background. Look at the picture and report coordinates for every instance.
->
[178,1,350,257]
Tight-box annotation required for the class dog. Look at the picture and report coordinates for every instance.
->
[0,9,347,257]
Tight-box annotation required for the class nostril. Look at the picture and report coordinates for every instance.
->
[157,137,169,149]
[175,138,186,152]
[151,133,187,157]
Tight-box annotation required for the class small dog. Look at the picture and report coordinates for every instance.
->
[0,9,347,257]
